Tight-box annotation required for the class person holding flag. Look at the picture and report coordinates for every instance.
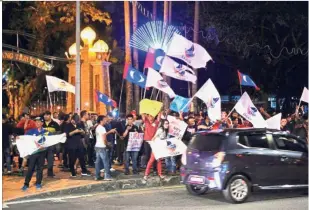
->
[21,117,51,191]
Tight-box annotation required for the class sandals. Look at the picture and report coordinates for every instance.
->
[143,176,149,181]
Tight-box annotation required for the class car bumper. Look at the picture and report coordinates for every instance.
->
[180,166,225,190]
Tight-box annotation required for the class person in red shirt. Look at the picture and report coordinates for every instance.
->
[140,112,161,169]
[16,113,37,134]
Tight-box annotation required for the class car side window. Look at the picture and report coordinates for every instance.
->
[246,134,270,149]
[273,135,307,153]
[238,135,249,147]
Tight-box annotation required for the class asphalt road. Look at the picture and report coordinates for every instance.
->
[4,186,308,210]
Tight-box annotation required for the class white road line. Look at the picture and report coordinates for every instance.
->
[3,185,184,206]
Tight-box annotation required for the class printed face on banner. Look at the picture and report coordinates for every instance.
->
[127,132,144,152]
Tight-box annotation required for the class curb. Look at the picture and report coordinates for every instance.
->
[6,176,181,202]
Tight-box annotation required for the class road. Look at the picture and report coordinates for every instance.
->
[4,185,308,210]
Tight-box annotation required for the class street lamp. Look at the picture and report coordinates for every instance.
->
[68,43,83,56]
[81,26,96,46]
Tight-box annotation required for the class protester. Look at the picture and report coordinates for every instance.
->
[197,116,213,131]
[16,112,36,134]
[3,114,13,174]
[141,113,161,170]
[143,119,169,180]
[60,114,71,169]
[122,114,141,175]
[21,117,50,191]
[64,114,91,177]
[95,115,113,181]
[105,112,117,172]
[43,111,60,177]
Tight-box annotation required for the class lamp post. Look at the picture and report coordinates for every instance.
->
[67,26,111,114]
[75,1,81,113]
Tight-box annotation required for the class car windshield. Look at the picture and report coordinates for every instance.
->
[189,134,225,151]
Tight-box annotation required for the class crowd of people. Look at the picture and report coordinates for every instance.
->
[2,105,308,191]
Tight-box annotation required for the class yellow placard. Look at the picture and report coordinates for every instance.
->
[139,99,163,117]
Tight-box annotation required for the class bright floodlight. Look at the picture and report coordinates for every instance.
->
[129,21,181,52]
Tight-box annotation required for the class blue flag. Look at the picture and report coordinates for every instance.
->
[95,90,117,107]
[124,64,146,88]
[170,95,190,113]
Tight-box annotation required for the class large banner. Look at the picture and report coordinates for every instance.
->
[149,138,187,160]
[167,115,188,139]
[126,132,144,152]
[16,133,67,158]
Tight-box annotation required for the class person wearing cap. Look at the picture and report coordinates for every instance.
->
[21,117,50,191]
[43,111,61,178]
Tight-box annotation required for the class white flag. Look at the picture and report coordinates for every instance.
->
[46,75,75,94]
[266,113,282,130]
[234,92,266,128]
[160,56,197,84]
[195,79,221,121]
[300,87,309,103]
[146,68,176,98]
[16,133,67,158]
[166,33,212,69]
[149,138,187,160]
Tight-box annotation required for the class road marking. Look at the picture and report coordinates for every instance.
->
[2,204,9,208]
[3,185,184,206]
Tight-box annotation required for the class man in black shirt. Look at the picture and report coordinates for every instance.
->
[43,111,61,177]
[64,114,91,177]
[122,114,140,175]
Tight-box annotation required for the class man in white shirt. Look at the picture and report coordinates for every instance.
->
[95,115,115,181]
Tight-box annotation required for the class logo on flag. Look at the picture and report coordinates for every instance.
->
[123,64,146,88]
[185,45,195,58]
[144,48,166,71]
[34,136,47,148]
[157,79,168,88]
[246,106,258,118]
[207,97,219,108]
[95,90,117,108]
[173,63,186,76]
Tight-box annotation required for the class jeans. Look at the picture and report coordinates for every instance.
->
[145,153,162,176]
[116,138,125,164]
[68,148,88,176]
[24,151,46,187]
[109,143,115,167]
[3,147,11,172]
[95,147,111,179]
[125,151,139,173]
[165,156,176,173]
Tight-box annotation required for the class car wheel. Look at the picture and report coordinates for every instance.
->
[223,175,251,204]
[186,184,209,195]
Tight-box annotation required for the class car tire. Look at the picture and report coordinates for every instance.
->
[186,184,209,195]
[222,175,251,204]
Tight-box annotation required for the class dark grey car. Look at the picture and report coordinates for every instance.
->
[181,128,308,203]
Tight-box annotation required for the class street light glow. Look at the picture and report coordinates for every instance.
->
[81,26,96,46]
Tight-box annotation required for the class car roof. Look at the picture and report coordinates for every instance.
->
[196,128,288,136]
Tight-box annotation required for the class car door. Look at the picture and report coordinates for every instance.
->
[272,134,308,185]
[237,132,279,186]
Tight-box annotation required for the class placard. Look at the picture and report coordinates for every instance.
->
[167,115,188,139]
[126,132,144,151]
[149,137,187,160]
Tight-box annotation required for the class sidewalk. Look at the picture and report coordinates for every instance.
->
[3,160,180,202]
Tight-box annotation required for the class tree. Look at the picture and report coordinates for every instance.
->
[3,2,113,116]
[124,1,133,114]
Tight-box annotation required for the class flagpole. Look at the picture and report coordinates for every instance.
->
[48,91,53,112]
[143,88,147,99]
[155,90,161,100]
[239,84,243,96]
[119,80,125,114]
[226,107,235,119]
[150,88,155,99]
[180,96,194,112]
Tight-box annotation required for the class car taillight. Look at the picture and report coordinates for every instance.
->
[181,149,187,165]
[212,152,225,167]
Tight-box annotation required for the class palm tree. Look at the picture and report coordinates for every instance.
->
[132,1,140,111]
[124,1,133,114]
[163,1,170,108]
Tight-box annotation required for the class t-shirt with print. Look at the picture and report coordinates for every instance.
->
[95,124,107,148]
[143,118,160,141]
